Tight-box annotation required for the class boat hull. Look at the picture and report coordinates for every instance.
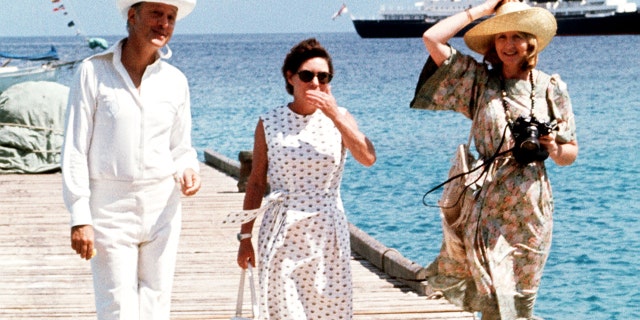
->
[353,11,640,38]
[0,65,58,92]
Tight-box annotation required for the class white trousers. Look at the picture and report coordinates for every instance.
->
[89,176,182,320]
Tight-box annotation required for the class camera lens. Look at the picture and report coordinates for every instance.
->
[520,125,540,151]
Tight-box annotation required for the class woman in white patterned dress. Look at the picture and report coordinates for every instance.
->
[235,38,376,319]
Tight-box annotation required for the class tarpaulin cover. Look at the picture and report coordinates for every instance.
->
[0,81,68,173]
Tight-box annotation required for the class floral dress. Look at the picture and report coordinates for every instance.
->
[256,105,352,319]
[411,48,576,318]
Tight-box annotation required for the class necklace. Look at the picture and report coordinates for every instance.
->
[500,70,535,123]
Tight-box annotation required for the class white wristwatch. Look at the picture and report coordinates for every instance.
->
[237,233,252,241]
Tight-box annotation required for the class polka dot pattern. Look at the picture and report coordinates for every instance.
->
[256,105,352,319]
[223,208,260,225]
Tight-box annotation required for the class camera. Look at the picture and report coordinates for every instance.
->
[510,115,557,165]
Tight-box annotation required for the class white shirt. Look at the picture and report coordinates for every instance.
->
[62,39,199,227]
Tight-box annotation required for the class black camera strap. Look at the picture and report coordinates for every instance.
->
[422,71,535,209]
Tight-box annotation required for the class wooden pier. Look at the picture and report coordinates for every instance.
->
[0,152,474,319]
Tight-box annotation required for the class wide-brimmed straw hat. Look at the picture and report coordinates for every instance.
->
[463,1,557,55]
[117,0,196,21]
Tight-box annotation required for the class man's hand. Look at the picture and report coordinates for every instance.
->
[180,168,201,196]
[71,225,95,261]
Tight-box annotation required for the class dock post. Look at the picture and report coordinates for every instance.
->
[237,150,253,192]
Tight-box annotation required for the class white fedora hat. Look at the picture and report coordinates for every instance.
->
[463,1,557,55]
[117,0,196,21]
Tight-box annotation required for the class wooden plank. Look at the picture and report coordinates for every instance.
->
[0,162,474,319]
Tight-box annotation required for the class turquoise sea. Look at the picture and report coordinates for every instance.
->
[2,33,638,319]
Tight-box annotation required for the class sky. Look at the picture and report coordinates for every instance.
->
[0,0,390,38]
[2,0,639,38]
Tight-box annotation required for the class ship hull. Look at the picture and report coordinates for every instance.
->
[353,11,640,38]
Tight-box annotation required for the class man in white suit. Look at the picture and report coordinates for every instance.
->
[61,1,200,319]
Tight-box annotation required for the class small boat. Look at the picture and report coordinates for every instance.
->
[352,0,640,38]
[0,0,110,93]
[0,46,60,92]
[0,64,59,93]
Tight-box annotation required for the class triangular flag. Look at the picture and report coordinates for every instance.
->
[332,3,348,20]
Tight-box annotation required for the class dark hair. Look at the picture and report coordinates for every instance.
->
[281,38,334,95]
[126,3,143,31]
[483,32,539,72]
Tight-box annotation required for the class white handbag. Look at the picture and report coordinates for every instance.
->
[230,263,259,320]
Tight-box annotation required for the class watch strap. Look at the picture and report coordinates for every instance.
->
[237,233,252,241]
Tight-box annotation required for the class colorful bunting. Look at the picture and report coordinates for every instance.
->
[49,0,108,50]
[50,1,74,29]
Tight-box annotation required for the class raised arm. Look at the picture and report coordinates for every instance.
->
[331,110,376,167]
[423,0,502,66]
[307,87,376,167]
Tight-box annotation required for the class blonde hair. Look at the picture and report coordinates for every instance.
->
[483,32,539,72]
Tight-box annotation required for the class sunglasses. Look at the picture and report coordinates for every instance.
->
[296,70,333,84]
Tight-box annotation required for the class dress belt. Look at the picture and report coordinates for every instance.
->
[222,189,338,225]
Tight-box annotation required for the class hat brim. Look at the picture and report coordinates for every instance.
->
[463,7,557,55]
[117,0,196,21]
